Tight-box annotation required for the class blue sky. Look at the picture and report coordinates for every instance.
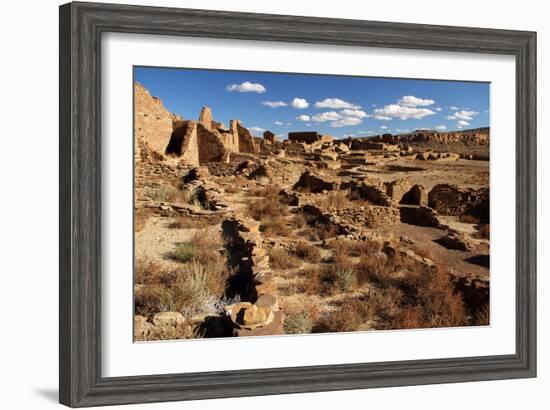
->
[134,66,490,139]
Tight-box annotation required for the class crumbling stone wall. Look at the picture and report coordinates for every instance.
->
[196,123,228,163]
[428,184,489,222]
[134,82,174,157]
[400,184,428,206]
[237,122,257,153]
[385,179,413,203]
[293,171,338,193]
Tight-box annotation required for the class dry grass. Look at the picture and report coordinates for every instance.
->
[472,303,490,326]
[297,266,323,295]
[313,298,373,333]
[247,197,288,221]
[168,215,219,229]
[146,185,190,203]
[268,248,302,270]
[284,312,313,334]
[135,256,228,322]
[259,216,292,237]
[293,242,321,263]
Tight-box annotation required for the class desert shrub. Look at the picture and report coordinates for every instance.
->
[284,312,313,334]
[472,303,490,326]
[168,215,217,229]
[476,224,490,239]
[293,242,321,262]
[313,298,372,333]
[146,185,190,203]
[247,197,288,221]
[135,258,176,286]
[142,323,204,341]
[159,261,213,320]
[169,243,197,263]
[250,184,281,198]
[297,266,322,295]
[354,252,391,286]
[321,263,358,293]
[291,213,307,229]
[259,216,292,237]
[334,267,357,292]
[268,248,302,270]
[351,239,382,256]
[384,266,467,329]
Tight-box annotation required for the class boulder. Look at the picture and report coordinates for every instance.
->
[436,231,474,251]
[152,311,186,327]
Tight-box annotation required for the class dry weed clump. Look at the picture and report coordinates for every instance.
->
[247,196,288,221]
[381,266,467,329]
[259,216,292,237]
[313,298,372,333]
[293,241,321,263]
[268,247,302,270]
[146,185,190,203]
[135,254,228,323]
[284,311,313,334]
[297,266,323,295]
[472,303,490,326]
[168,215,218,229]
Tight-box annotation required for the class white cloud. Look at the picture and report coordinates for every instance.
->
[435,107,443,112]
[296,114,311,121]
[457,120,470,127]
[306,123,312,127]
[291,98,309,109]
[449,106,459,110]
[249,126,266,133]
[374,115,392,121]
[226,81,266,93]
[454,110,479,121]
[374,104,435,120]
[398,95,435,107]
[262,100,287,108]
[380,125,388,130]
[311,111,342,122]
[314,98,361,109]
[435,125,447,130]
[274,121,284,125]
[446,115,457,120]
[340,109,368,118]
[330,117,363,128]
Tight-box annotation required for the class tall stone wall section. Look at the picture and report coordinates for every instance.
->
[134,83,174,157]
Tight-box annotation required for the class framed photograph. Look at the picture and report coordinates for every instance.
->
[59,1,536,407]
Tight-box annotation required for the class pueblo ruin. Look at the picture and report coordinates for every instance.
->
[134,82,490,341]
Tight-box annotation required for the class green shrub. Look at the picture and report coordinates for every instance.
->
[284,312,313,334]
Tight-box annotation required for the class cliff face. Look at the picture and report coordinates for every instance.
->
[368,128,490,146]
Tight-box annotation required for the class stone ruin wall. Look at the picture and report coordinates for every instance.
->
[134,82,174,158]
[428,184,490,221]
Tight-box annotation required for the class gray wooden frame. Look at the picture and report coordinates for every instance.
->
[59,1,537,407]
